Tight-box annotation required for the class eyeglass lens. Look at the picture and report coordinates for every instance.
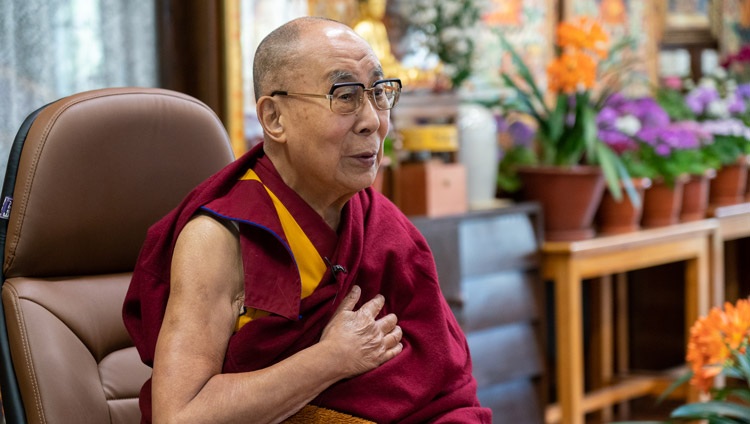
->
[331,81,400,114]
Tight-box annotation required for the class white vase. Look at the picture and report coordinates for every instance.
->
[457,103,499,208]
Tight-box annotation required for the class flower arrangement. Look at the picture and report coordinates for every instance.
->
[597,93,714,186]
[497,17,635,201]
[656,75,750,170]
[398,0,489,88]
[722,44,750,83]
[668,298,750,422]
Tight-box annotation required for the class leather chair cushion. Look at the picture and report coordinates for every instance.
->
[2,273,151,424]
[3,88,234,278]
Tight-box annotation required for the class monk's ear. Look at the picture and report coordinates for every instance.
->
[256,96,286,143]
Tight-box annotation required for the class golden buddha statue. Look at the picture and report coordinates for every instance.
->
[599,0,627,25]
[741,0,750,28]
[352,0,438,90]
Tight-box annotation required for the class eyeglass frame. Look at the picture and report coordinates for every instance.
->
[270,78,402,115]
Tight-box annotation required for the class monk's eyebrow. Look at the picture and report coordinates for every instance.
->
[328,67,385,85]
[329,70,356,84]
[371,66,384,80]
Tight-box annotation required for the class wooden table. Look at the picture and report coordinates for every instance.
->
[542,220,721,424]
[711,202,750,303]
[712,203,750,239]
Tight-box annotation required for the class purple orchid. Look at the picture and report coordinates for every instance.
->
[685,85,721,116]
[700,118,750,139]
[597,94,671,153]
[637,124,704,157]
[507,120,535,148]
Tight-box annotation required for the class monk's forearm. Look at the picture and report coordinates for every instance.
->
[163,342,347,424]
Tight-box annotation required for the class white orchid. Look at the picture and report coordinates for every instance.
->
[398,0,488,88]
[614,115,642,136]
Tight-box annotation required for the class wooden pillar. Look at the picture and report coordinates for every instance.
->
[157,0,224,117]
[156,0,245,157]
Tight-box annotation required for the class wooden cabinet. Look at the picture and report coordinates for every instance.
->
[411,203,545,424]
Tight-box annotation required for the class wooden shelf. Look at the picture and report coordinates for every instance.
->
[712,202,750,240]
[542,220,720,424]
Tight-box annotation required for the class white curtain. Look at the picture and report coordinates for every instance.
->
[240,0,307,145]
[0,0,157,182]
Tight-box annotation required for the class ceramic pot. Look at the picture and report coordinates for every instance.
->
[596,177,651,235]
[680,170,715,222]
[641,176,687,228]
[710,157,749,208]
[517,165,605,241]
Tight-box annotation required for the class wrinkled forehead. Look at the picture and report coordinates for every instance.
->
[297,22,384,85]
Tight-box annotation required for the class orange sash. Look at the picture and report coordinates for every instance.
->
[235,169,327,330]
[283,405,375,423]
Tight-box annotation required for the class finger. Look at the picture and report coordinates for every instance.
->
[358,294,385,319]
[333,285,361,314]
[377,313,398,333]
[385,325,403,348]
[383,342,403,363]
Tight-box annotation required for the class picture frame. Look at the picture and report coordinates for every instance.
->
[659,0,719,45]
[562,0,659,93]
[486,0,557,96]
[665,0,712,32]
[656,0,720,81]
[715,0,750,55]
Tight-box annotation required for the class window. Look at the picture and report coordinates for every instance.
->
[239,0,308,148]
[1,0,157,180]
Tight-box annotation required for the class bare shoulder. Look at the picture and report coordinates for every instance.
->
[171,213,244,302]
[179,212,239,243]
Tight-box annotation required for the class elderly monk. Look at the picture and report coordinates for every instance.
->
[123,16,491,423]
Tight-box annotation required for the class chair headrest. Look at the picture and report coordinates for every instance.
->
[3,88,235,278]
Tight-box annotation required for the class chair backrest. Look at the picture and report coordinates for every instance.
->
[0,87,235,423]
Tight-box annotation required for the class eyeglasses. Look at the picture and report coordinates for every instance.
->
[270,78,401,115]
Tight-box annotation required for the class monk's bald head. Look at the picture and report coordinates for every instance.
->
[253,17,344,101]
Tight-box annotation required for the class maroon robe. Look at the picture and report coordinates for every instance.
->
[123,145,491,423]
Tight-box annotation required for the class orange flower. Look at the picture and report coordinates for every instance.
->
[547,17,611,95]
[556,19,588,50]
[686,299,750,393]
[556,17,610,59]
[547,51,597,94]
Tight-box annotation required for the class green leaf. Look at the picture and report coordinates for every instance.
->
[607,421,671,424]
[595,143,623,201]
[656,370,693,404]
[593,142,642,205]
[540,96,567,165]
[671,401,750,421]
[713,386,750,404]
[497,146,537,193]
[655,88,696,121]
[499,35,550,116]
[735,350,750,382]
[580,98,597,161]
[729,388,750,403]
[708,417,750,424]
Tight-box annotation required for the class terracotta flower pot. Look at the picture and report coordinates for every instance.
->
[596,177,651,235]
[710,157,749,208]
[680,170,715,222]
[517,165,605,241]
[641,176,687,228]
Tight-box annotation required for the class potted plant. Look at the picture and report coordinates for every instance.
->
[614,299,750,424]
[657,75,750,208]
[674,298,750,423]
[596,93,715,228]
[722,43,750,83]
[497,17,636,240]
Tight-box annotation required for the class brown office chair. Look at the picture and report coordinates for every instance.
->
[0,87,235,423]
